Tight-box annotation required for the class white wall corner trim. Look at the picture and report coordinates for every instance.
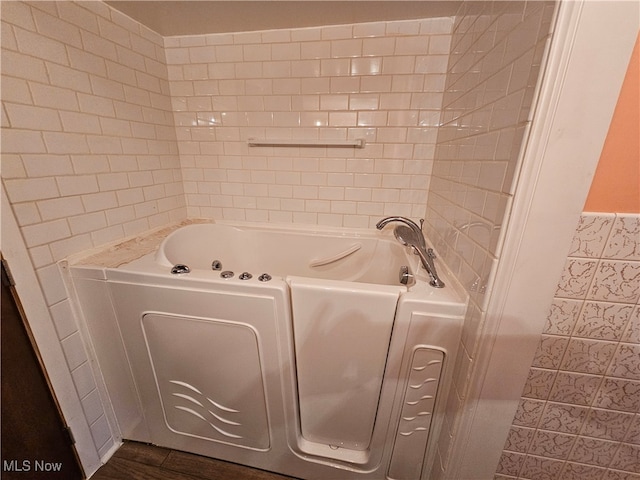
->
[447,1,640,478]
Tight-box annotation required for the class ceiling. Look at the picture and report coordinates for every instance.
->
[105,1,467,37]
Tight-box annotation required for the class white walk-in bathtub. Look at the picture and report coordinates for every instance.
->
[66,220,467,480]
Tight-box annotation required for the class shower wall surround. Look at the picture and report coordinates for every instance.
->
[2,2,186,259]
[497,213,640,479]
[421,2,556,479]
[1,1,184,462]
[163,17,453,227]
[428,0,556,293]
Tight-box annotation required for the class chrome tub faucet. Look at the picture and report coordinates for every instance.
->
[376,216,445,288]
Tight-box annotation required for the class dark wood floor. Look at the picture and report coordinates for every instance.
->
[91,441,300,480]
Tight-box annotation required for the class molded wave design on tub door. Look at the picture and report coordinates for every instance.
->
[141,313,270,450]
[170,380,242,439]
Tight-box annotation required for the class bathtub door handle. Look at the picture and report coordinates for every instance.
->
[309,243,362,267]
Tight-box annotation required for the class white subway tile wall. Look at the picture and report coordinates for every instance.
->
[2,1,185,458]
[423,3,557,479]
[2,2,186,255]
[163,17,454,228]
[428,0,555,307]
[496,213,640,480]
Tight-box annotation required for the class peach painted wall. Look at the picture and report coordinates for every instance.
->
[584,34,639,213]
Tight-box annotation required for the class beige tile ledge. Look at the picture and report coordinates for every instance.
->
[68,218,213,269]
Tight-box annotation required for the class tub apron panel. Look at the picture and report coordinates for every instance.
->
[106,278,296,468]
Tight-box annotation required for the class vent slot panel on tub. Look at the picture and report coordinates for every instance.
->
[388,347,444,480]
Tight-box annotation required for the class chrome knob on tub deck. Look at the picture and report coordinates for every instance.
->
[211,260,222,270]
[239,272,253,280]
[399,265,415,286]
[170,264,190,274]
[220,270,234,278]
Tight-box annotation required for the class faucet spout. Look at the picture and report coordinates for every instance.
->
[376,216,445,288]
[376,216,426,250]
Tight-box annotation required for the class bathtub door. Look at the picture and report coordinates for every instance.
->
[141,312,270,450]
[107,279,293,459]
[287,276,403,453]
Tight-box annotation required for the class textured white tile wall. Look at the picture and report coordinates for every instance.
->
[496,213,640,480]
[163,17,454,228]
[1,0,185,458]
